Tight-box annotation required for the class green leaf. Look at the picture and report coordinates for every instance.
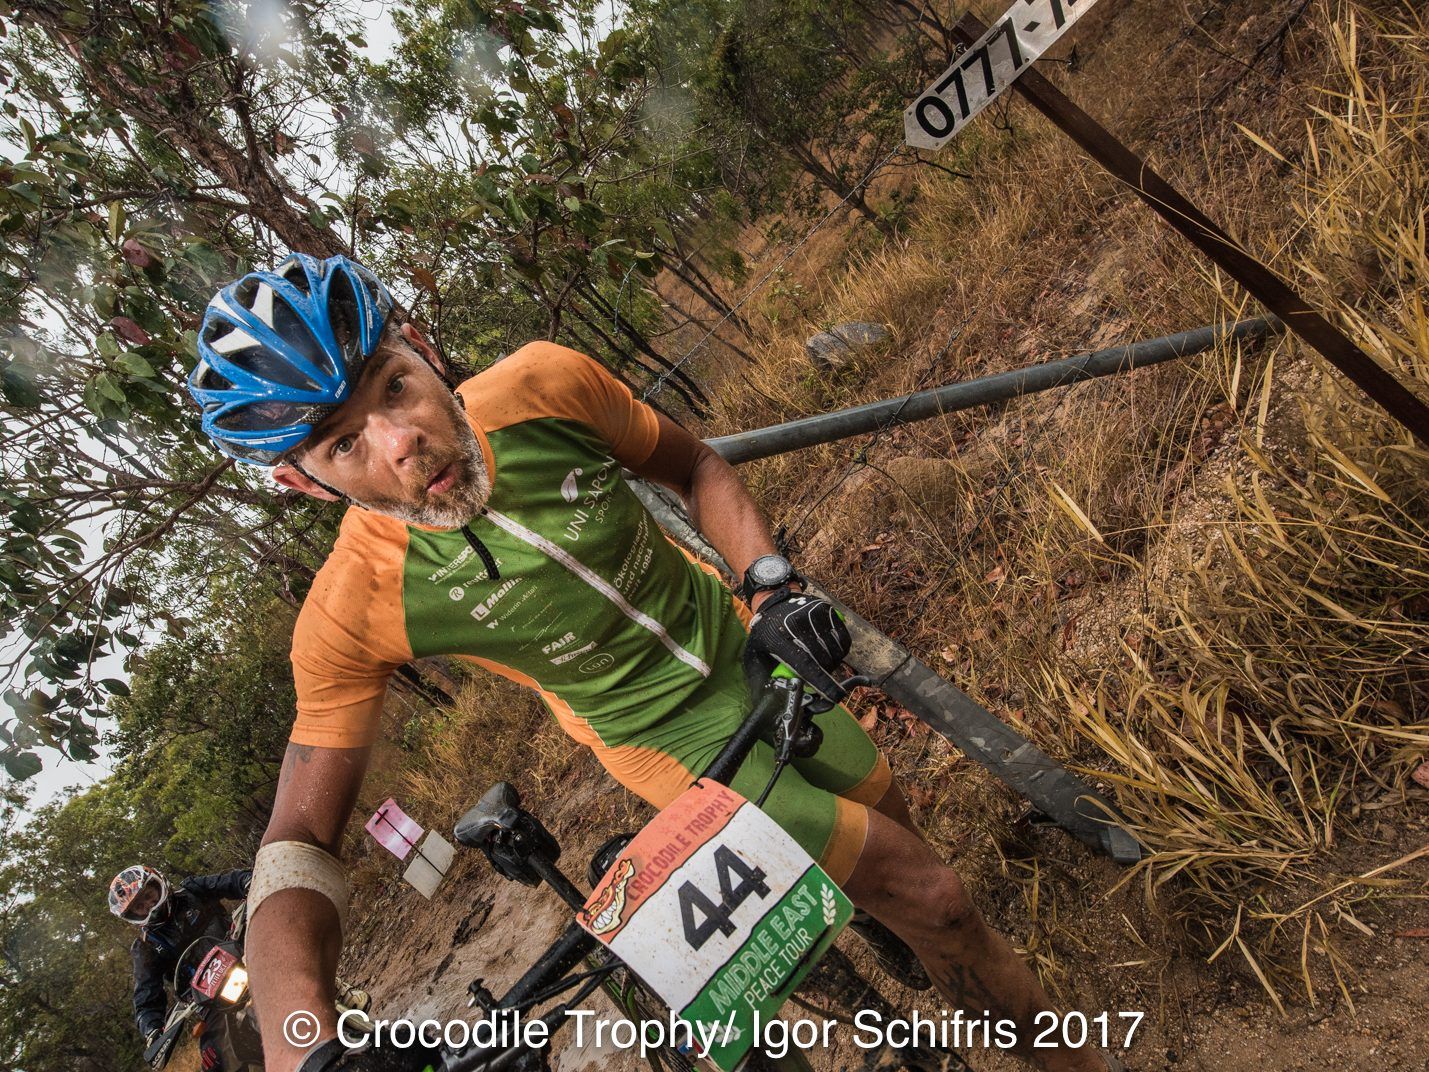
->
[107,200,125,243]
[2,749,42,780]
[2,363,40,408]
[69,740,97,761]
[115,352,155,378]
[91,283,117,316]
[93,371,126,403]
[8,501,41,533]
[99,677,131,697]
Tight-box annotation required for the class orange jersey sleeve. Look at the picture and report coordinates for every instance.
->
[288,510,413,749]
[460,341,661,468]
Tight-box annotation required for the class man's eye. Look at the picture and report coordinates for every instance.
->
[388,374,405,396]
[333,436,354,456]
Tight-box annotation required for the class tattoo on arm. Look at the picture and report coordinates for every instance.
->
[278,743,316,789]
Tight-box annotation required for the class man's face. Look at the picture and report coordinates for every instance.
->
[123,882,163,923]
[293,340,491,528]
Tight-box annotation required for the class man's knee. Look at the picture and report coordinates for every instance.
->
[926,867,977,932]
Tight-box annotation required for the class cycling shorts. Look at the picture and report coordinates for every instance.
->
[570,599,893,885]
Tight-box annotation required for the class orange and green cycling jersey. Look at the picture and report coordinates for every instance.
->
[289,341,890,881]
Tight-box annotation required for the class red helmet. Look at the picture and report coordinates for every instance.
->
[108,865,170,925]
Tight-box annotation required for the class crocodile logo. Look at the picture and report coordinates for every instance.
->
[581,857,635,935]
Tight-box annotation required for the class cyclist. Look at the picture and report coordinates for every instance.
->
[189,254,1115,1072]
[109,864,252,1070]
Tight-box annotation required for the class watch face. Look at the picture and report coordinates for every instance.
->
[748,555,792,588]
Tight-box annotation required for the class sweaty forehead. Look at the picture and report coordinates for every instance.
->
[298,348,404,450]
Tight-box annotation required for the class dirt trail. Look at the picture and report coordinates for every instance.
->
[339,766,1426,1072]
[342,771,649,1072]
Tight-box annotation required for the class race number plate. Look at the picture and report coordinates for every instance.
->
[904,0,1101,149]
[578,781,854,1070]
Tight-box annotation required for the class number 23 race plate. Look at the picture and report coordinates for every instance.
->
[578,781,854,1070]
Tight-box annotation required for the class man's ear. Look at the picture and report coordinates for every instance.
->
[273,463,341,502]
[400,322,445,374]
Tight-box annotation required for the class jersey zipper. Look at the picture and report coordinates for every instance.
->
[480,506,711,678]
[460,521,501,581]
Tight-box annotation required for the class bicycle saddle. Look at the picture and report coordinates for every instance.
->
[455,782,524,848]
[455,782,561,887]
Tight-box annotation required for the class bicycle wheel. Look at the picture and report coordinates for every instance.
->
[596,958,814,1072]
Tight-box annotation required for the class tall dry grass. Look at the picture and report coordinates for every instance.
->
[692,0,1427,1010]
[1047,0,1429,1007]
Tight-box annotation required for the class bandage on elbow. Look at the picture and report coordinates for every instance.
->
[248,840,349,934]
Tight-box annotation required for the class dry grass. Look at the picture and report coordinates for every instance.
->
[688,0,1429,1011]
[1046,1,1429,1006]
[362,0,1428,1021]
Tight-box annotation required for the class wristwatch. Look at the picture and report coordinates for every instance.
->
[739,554,804,602]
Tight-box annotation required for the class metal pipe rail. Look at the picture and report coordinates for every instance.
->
[707,316,1280,464]
[625,317,1286,863]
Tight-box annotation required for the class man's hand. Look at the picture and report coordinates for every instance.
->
[744,588,852,700]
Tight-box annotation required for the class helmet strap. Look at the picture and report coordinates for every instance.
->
[290,460,351,505]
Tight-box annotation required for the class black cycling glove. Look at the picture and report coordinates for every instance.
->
[297,1036,443,1072]
[744,588,852,701]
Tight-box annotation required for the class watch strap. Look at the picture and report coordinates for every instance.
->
[738,557,804,601]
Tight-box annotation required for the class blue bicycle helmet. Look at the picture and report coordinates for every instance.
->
[188,253,394,465]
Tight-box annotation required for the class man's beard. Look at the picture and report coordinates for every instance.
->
[349,396,492,528]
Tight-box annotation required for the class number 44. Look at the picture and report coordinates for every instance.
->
[679,846,771,951]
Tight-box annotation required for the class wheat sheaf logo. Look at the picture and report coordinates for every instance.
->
[821,885,838,927]
[582,857,636,935]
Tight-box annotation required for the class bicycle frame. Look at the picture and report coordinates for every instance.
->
[445,680,800,1071]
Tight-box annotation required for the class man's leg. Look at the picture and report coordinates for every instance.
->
[868,778,918,832]
[781,698,922,838]
[841,807,1106,1072]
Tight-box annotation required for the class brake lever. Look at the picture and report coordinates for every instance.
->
[770,671,871,758]
[804,672,872,713]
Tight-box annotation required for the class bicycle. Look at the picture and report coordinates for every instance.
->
[440,667,962,1072]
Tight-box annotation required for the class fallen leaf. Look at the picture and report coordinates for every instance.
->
[907,786,936,810]
[1396,928,1429,939]
[984,565,1006,584]
[1412,761,1429,790]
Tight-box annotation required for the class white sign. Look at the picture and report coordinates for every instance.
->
[577,782,852,1071]
[402,831,454,898]
[904,0,1100,149]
